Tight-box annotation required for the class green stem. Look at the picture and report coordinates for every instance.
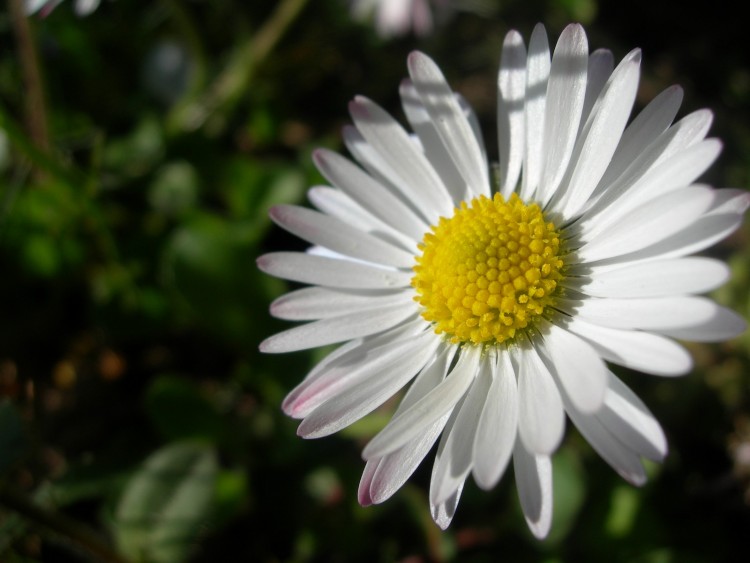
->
[0,486,129,563]
[160,0,209,96]
[8,0,51,175]
[0,104,85,187]
[168,0,310,134]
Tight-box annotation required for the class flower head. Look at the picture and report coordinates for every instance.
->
[350,0,440,38]
[259,23,749,536]
[26,0,102,17]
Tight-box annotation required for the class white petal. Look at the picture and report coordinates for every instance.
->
[513,440,553,539]
[270,287,414,321]
[577,257,730,298]
[537,23,588,206]
[606,211,746,265]
[408,51,489,197]
[395,343,457,414]
[270,204,415,268]
[513,342,565,455]
[565,397,647,486]
[257,252,412,289]
[595,85,683,195]
[260,303,417,353]
[357,458,378,506]
[655,304,747,342]
[349,96,454,223]
[577,186,715,262]
[472,350,519,490]
[456,94,489,181]
[364,346,456,504]
[591,190,749,266]
[368,415,449,504]
[601,373,667,461]
[581,109,714,227]
[342,125,414,203]
[656,108,714,156]
[297,330,440,438]
[362,346,481,460]
[282,319,425,418]
[593,139,722,233]
[709,188,750,215]
[286,335,362,390]
[430,480,463,530]
[551,49,641,219]
[565,317,692,377]
[579,49,614,131]
[431,359,493,505]
[537,321,608,414]
[307,186,402,244]
[497,30,527,197]
[427,391,469,530]
[521,23,551,200]
[400,80,468,204]
[313,149,428,240]
[563,295,727,332]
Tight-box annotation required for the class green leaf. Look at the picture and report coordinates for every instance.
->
[103,116,165,179]
[113,441,218,563]
[545,447,586,544]
[605,484,642,538]
[161,211,280,342]
[148,161,200,217]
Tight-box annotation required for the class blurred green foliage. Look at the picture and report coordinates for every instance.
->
[0,0,749,561]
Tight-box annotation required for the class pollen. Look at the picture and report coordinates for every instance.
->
[411,193,565,345]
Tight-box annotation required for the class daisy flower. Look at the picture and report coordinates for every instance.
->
[350,0,440,38]
[26,0,102,17]
[258,23,749,537]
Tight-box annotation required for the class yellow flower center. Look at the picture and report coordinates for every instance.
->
[411,193,565,345]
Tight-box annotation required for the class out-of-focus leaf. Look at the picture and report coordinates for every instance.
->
[148,161,199,217]
[103,116,165,179]
[304,467,341,505]
[145,375,224,442]
[47,460,131,507]
[219,157,305,222]
[0,400,26,474]
[161,211,282,341]
[339,412,392,439]
[555,0,598,23]
[113,441,218,563]
[22,233,62,277]
[1,178,86,276]
[213,468,248,525]
[605,484,641,538]
[546,447,586,544]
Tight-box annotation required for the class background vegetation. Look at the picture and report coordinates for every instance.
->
[1,0,749,561]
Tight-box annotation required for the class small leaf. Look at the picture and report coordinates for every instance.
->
[546,447,586,544]
[605,484,641,538]
[113,441,218,563]
[148,161,199,217]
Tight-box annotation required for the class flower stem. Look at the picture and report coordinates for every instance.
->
[0,485,128,563]
[7,0,51,176]
[167,0,310,134]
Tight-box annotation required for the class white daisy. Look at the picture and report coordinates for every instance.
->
[350,0,439,38]
[258,23,749,537]
[26,0,101,17]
